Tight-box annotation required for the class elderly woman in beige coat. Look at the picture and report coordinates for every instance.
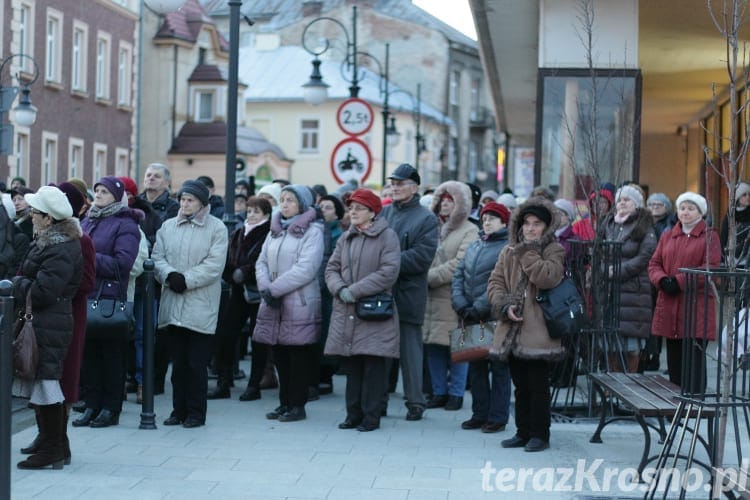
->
[423,181,479,411]
[325,189,401,432]
[488,196,566,452]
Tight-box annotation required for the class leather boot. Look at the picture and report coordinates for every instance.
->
[17,404,65,470]
[20,406,41,454]
[259,362,278,390]
[627,352,641,374]
[62,405,71,465]
[207,369,232,399]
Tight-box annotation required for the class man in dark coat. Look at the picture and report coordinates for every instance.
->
[380,164,439,421]
[139,163,179,223]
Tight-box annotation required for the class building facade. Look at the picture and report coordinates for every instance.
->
[1,0,139,188]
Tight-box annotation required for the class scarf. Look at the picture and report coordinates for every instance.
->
[280,213,301,230]
[87,202,124,219]
[682,219,701,234]
[244,218,269,236]
[614,209,633,224]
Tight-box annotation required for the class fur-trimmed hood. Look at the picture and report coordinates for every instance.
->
[508,196,560,246]
[430,181,473,240]
[35,217,82,249]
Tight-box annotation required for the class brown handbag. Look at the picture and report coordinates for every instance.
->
[450,321,496,363]
[13,291,38,381]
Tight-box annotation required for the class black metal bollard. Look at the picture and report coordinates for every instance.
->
[0,280,14,497]
[139,260,157,430]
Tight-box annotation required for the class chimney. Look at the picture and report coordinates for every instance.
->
[302,1,323,17]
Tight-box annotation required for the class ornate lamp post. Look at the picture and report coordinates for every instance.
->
[386,83,424,175]
[0,54,39,155]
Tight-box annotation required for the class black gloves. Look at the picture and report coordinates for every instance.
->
[167,272,187,294]
[260,289,281,309]
[458,306,480,324]
[659,276,681,296]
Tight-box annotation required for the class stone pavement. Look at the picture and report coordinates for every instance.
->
[9,360,727,499]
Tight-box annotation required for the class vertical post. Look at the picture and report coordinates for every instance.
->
[415,83,422,174]
[139,260,156,429]
[380,44,390,187]
[349,6,360,98]
[223,0,241,226]
[0,280,14,496]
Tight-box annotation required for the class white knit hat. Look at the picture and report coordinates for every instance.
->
[497,193,517,209]
[736,182,750,202]
[675,191,708,215]
[257,183,281,205]
[616,185,644,208]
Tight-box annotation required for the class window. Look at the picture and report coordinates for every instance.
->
[470,78,480,117]
[42,133,58,185]
[300,119,319,152]
[93,143,107,180]
[194,91,214,122]
[45,10,62,83]
[96,33,111,100]
[536,68,641,193]
[449,70,460,106]
[72,22,88,92]
[69,138,84,179]
[19,2,35,73]
[117,42,133,106]
[14,128,30,181]
[115,148,129,176]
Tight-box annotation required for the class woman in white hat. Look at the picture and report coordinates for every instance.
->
[14,186,83,469]
[648,192,722,393]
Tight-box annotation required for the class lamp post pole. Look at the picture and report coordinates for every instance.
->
[223,0,241,229]
[0,54,39,156]
[414,83,422,174]
[380,44,390,187]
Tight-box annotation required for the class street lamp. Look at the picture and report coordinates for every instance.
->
[0,54,39,155]
[386,83,424,174]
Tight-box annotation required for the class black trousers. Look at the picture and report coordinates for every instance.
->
[508,355,551,442]
[214,285,257,383]
[165,326,213,422]
[341,355,386,426]
[666,338,707,394]
[248,340,269,388]
[82,338,126,413]
[274,344,313,408]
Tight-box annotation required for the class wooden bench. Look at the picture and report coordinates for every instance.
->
[589,372,715,479]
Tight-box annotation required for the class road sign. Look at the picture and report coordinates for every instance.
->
[336,98,375,136]
[330,137,372,185]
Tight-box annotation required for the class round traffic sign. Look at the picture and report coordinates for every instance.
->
[336,98,375,136]
[330,137,372,185]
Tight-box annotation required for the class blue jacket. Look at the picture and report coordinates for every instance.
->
[81,206,140,300]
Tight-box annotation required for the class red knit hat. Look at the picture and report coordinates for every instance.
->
[589,188,614,208]
[118,177,138,198]
[480,201,510,225]
[347,188,382,215]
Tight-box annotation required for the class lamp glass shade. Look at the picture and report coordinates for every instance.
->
[13,102,37,127]
[303,84,328,105]
[386,131,401,147]
[143,0,186,14]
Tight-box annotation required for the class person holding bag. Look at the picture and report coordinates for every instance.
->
[487,197,566,452]
[324,189,400,432]
[73,177,140,428]
[452,201,512,433]
[208,196,272,401]
[13,186,82,469]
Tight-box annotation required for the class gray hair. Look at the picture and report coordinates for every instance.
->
[146,162,171,182]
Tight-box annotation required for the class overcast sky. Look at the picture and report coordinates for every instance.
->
[413,0,477,40]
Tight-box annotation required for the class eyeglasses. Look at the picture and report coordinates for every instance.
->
[390,180,415,188]
[647,202,665,208]
[31,209,46,216]
[348,205,370,212]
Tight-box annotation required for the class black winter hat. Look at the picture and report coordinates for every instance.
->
[179,180,210,206]
[465,182,481,210]
[320,195,345,219]
[518,204,552,227]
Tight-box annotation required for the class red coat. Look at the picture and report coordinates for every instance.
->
[648,220,721,340]
[60,233,96,403]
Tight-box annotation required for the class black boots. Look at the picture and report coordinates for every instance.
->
[239,385,261,401]
[17,404,65,470]
[71,408,97,427]
[20,406,41,454]
[89,409,120,428]
[207,383,231,400]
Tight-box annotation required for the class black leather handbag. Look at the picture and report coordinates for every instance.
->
[86,265,135,341]
[355,293,395,321]
[535,277,585,339]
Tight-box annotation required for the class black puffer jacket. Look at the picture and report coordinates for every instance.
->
[599,208,657,339]
[451,227,509,324]
[15,218,83,380]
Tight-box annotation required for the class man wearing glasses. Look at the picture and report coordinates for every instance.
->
[379,164,438,421]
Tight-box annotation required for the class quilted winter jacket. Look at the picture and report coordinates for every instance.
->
[15,218,83,380]
[253,208,324,346]
[324,217,401,358]
[153,206,228,335]
[423,181,479,346]
[599,208,658,340]
[487,197,567,361]
[451,227,510,324]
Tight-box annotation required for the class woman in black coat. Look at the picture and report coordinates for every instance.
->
[14,186,82,470]
[209,196,273,401]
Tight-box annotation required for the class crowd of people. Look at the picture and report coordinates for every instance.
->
[7,162,733,470]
